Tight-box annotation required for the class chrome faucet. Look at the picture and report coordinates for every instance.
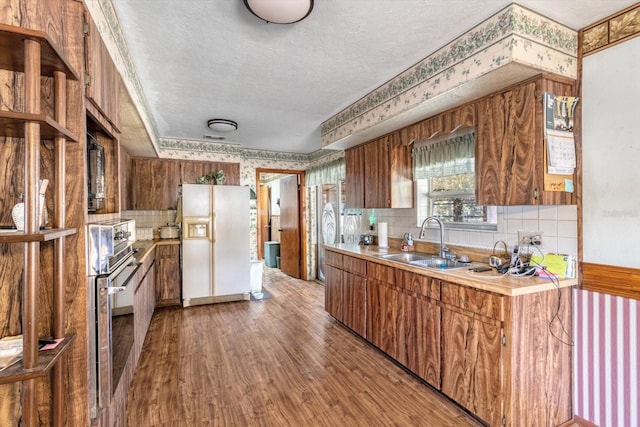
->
[419,216,448,259]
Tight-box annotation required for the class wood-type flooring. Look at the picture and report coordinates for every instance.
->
[126,267,481,426]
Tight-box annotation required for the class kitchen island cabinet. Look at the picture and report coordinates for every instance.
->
[324,245,573,427]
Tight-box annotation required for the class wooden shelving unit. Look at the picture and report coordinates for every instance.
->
[0,23,79,427]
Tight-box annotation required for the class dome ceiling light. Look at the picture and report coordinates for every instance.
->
[207,118,238,133]
[243,0,314,24]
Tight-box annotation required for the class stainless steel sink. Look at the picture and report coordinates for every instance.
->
[378,252,474,270]
[378,253,433,263]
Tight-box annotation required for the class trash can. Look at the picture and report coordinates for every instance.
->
[276,256,281,269]
[250,260,264,293]
[264,241,280,267]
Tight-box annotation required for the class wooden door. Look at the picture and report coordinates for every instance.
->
[364,137,391,208]
[475,82,538,205]
[257,185,270,260]
[324,265,343,321]
[342,271,366,337]
[155,244,181,307]
[366,279,400,359]
[279,174,301,278]
[405,294,441,388]
[440,304,503,427]
[345,144,365,208]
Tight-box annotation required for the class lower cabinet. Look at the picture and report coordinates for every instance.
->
[324,248,572,427]
[324,264,343,321]
[324,252,367,337]
[366,278,401,359]
[440,304,503,426]
[155,243,181,307]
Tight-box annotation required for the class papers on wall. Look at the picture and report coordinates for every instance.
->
[546,130,576,175]
[542,93,579,188]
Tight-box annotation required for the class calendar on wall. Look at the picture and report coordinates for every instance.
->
[542,93,579,191]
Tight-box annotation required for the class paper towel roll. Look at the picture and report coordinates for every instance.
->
[378,222,388,248]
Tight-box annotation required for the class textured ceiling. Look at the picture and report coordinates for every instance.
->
[112,0,636,155]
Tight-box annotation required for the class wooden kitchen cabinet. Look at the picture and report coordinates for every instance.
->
[440,299,503,426]
[324,250,343,321]
[341,256,367,337]
[475,75,575,205]
[155,243,181,307]
[397,270,441,388]
[344,144,365,208]
[84,12,121,131]
[126,158,240,210]
[345,132,413,209]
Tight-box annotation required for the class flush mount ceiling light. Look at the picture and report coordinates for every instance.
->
[244,0,313,24]
[207,119,238,132]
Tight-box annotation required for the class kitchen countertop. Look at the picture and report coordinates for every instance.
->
[133,238,180,262]
[324,244,577,297]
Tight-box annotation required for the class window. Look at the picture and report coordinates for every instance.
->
[413,130,496,230]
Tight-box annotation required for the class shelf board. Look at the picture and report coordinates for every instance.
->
[0,110,79,142]
[0,334,76,384]
[0,227,77,243]
[0,23,79,80]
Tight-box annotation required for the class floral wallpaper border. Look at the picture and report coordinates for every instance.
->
[321,3,578,147]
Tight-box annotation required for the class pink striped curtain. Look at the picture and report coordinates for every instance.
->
[574,289,640,427]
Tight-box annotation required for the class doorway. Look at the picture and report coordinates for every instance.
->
[256,169,306,280]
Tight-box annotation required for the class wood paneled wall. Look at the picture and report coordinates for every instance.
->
[0,1,89,426]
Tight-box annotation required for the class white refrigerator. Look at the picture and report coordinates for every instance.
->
[181,184,251,307]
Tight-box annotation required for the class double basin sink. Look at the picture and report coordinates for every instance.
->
[377,252,476,270]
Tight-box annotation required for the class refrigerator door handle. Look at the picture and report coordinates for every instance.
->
[210,213,216,243]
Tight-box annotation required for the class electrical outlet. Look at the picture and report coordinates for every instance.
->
[518,230,543,245]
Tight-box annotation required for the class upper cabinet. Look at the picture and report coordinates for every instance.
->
[475,75,576,206]
[84,12,121,131]
[345,132,413,209]
[124,158,241,210]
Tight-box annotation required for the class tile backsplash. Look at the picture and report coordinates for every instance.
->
[122,210,178,233]
[363,204,577,256]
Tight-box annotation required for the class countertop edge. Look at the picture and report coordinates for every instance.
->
[133,239,180,262]
[324,244,577,297]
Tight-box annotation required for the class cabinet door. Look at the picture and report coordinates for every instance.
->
[155,244,181,306]
[366,279,401,359]
[324,264,343,321]
[129,158,180,210]
[342,271,366,337]
[441,304,503,427]
[364,138,391,208]
[345,144,365,208]
[404,294,441,389]
[84,13,121,130]
[475,81,538,205]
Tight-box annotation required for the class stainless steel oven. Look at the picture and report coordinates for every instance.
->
[87,219,139,420]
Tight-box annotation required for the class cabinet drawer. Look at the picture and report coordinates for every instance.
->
[343,256,366,276]
[325,250,343,268]
[441,281,503,321]
[367,262,396,286]
[396,270,441,300]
